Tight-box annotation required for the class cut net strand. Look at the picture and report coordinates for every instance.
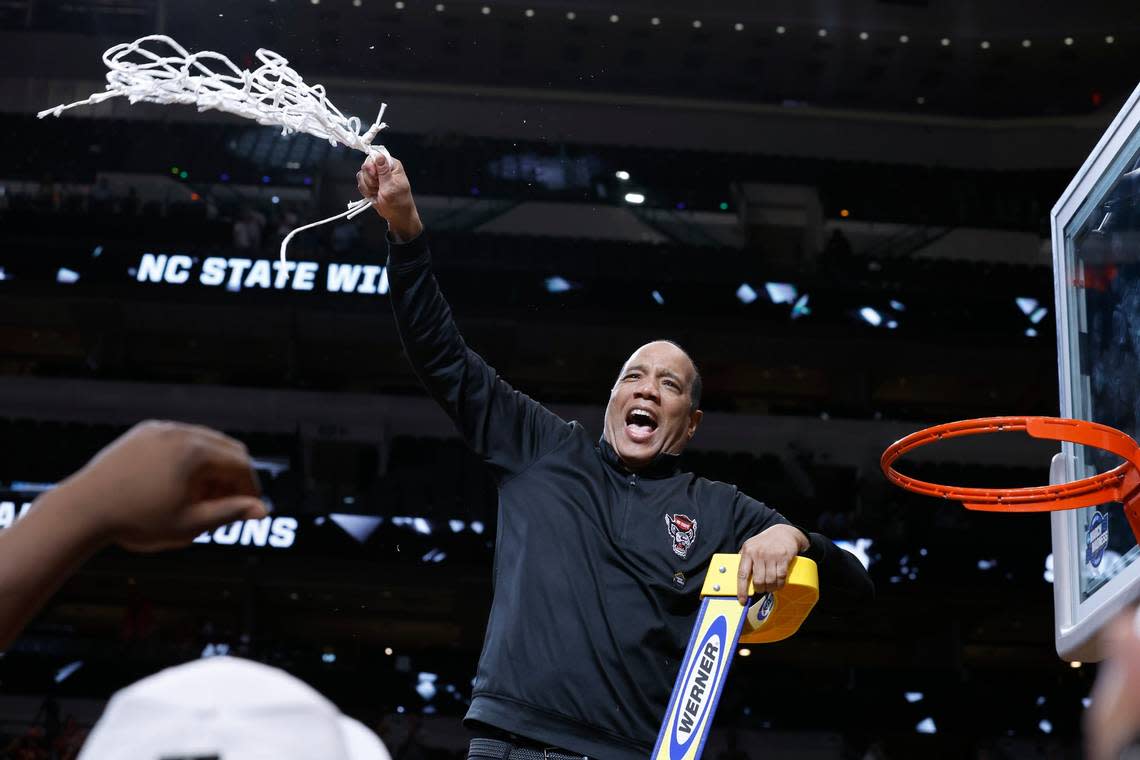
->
[37,35,389,262]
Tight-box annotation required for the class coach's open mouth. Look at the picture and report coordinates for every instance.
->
[624,407,658,443]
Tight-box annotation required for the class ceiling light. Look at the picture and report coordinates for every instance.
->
[940,37,951,46]
[817,28,827,37]
[481,5,490,13]
[859,32,869,40]
[859,307,883,326]
[1022,39,1032,48]
[434,2,444,10]
[565,11,575,20]
[1016,297,1038,315]
[765,282,797,304]
[1064,36,1074,46]
[692,20,702,29]
[916,96,925,104]
[524,8,534,16]
[650,16,660,25]
[609,13,619,23]
[734,22,744,31]
[1106,35,1116,44]
[899,34,909,43]
[615,170,630,180]
[394,0,404,7]
[624,192,645,204]
[545,276,572,293]
[775,25,786,34]
[980,40,991,49]
[791,294,811,319]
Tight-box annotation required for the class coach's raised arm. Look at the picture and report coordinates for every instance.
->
[357,155,573,479]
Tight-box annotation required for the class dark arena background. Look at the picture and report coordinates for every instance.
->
[1,1,1137,758]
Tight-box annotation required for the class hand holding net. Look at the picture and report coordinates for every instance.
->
[38,35,390,262]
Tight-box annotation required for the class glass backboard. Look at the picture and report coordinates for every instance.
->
[1052,80,1140,661]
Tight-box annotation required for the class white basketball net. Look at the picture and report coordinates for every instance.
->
[38,35,388,263]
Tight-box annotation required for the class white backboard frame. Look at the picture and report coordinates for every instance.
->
[1051,79,1140,662]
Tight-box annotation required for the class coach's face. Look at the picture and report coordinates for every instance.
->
[604,341,703,471]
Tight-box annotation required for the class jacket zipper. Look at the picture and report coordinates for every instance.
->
[620,473,637,538]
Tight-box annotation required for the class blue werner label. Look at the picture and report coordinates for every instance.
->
[654,597,747,760]
[671,615,725,756]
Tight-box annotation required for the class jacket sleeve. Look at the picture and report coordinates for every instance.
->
[798,531,875,613]
[733,491,875,614]
[386,234,573,480]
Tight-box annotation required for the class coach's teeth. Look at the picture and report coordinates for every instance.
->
[627,409,657,428]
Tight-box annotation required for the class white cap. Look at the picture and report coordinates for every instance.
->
[78,656,391,760]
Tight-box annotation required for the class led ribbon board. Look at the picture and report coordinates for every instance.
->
[653,554,819,760]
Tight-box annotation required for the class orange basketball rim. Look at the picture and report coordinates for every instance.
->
[881,416,1140,540]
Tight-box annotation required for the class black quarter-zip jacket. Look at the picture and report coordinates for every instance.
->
[387,235,874,760]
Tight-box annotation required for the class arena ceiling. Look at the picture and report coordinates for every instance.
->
[3,0,1139,118]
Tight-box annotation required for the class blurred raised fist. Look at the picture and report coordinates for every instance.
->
[61,420,267,553]
[1087,608,1140,760]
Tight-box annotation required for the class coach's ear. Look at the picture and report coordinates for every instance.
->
[686,409,703,441]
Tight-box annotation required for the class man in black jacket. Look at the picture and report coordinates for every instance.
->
[357,156,874,760]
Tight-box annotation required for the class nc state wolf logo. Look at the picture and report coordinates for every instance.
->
[665,513,697,559]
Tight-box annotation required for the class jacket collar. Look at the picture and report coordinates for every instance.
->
[598,435,682,479]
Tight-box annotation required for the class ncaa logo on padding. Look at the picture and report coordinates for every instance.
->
[669,615,726,759]
[1086,511,1108,568]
